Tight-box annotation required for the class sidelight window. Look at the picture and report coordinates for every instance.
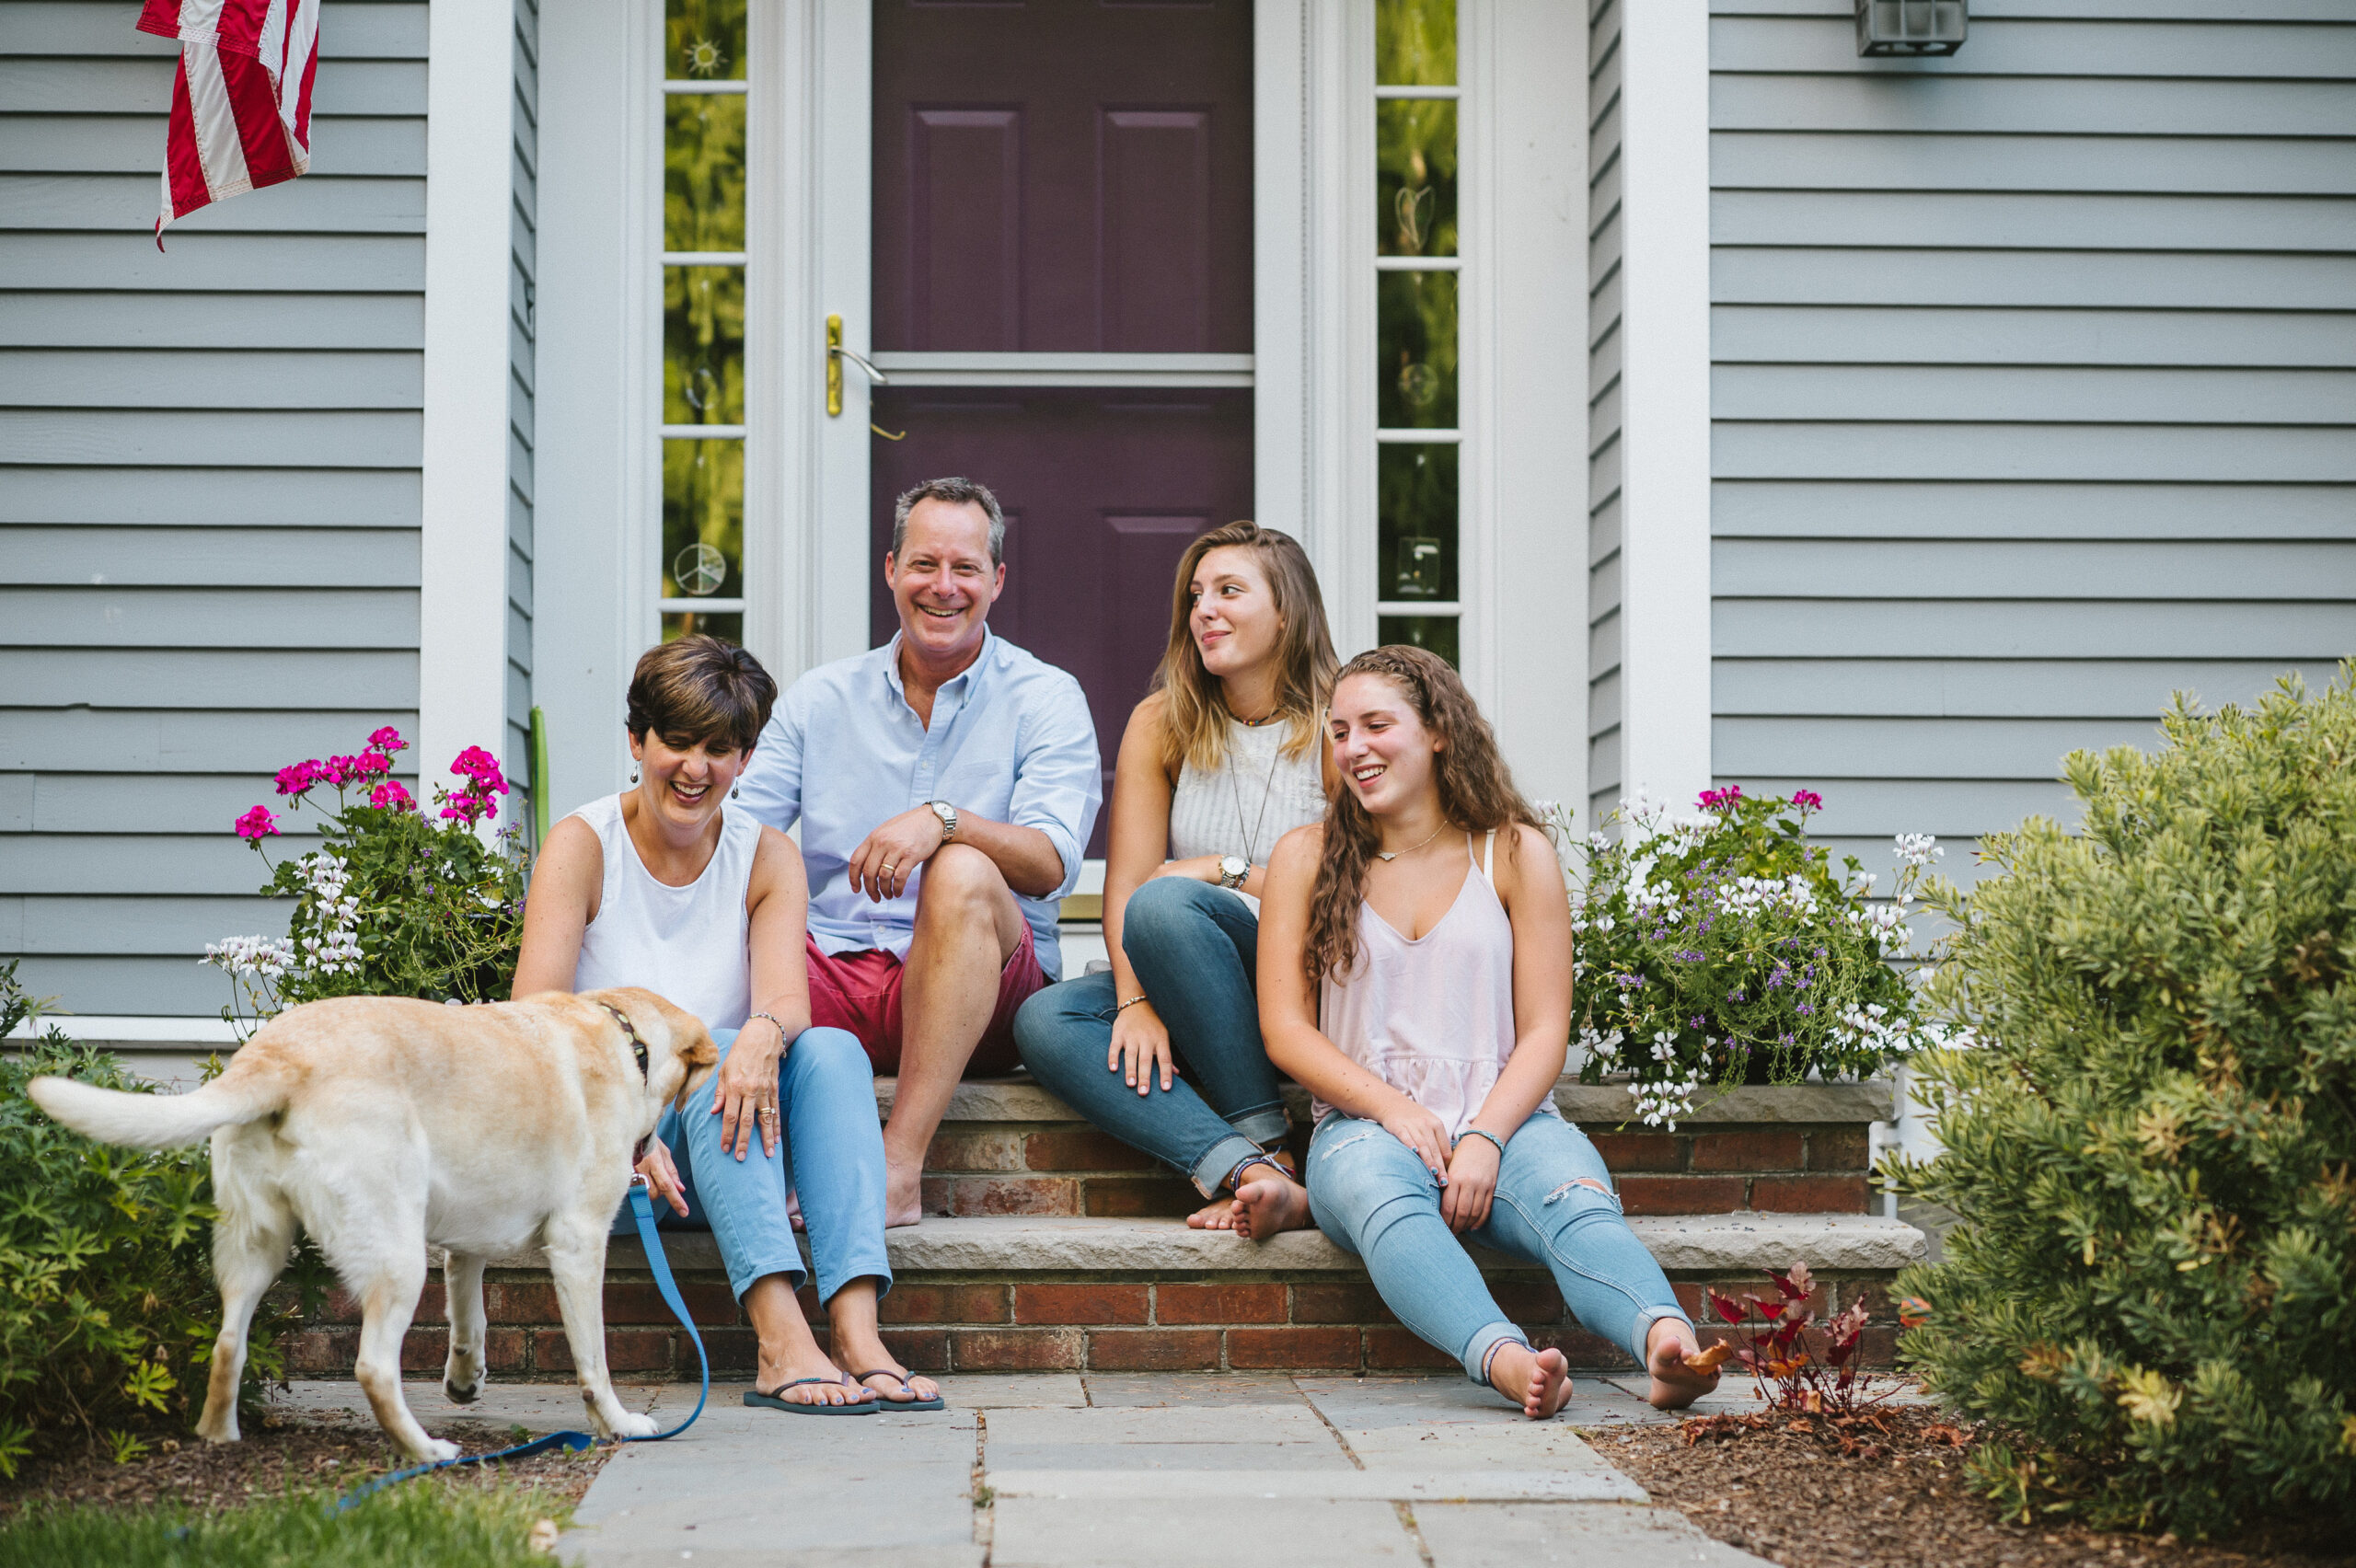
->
[659,0,748,644]
[1373,0,1461,667]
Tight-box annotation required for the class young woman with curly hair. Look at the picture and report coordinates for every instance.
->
[1236,646,1722,1418]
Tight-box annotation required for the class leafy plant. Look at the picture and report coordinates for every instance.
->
[1889,668,2356,1538]
[1546,788,1938,1126]
[0,964,314,1470]
[205,728,528,1031]
[1705,1260,1883,1415]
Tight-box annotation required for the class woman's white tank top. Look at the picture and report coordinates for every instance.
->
[567,791,759,1032]
[1314,831,1563,1139]
[1168,717,1327,910]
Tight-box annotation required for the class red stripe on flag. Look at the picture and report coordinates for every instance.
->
[163,55,214,220]
[214,0,271,57]
[291,28,318,151]
[221,47,295,188]
[135,0,186,41]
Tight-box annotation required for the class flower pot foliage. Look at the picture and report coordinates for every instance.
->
[1548,788,1938,1127]
[1890,670,2356,1538]
[204,729,527,1028]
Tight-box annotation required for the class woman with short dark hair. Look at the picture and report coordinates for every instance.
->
[514,636,940,1413]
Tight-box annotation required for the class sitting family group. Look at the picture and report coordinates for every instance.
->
[512,477,1722,1421]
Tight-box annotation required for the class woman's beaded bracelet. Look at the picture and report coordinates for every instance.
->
[746,1010,789,1046]
[1452,1128,1508,1159]
[1114,995,1153,1013]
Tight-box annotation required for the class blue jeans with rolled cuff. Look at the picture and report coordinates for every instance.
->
[612,1025,891,1306]
[1305,1109,1692,1385]
[1014,876,1288,1197]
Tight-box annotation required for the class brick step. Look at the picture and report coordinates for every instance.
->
[290,1211,1925,1382]
[901,1077,1892,1220]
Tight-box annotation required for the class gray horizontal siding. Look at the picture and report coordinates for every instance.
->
[1,1,426,1015]
[1588,0,1627,827]
[1709,0,2356,882]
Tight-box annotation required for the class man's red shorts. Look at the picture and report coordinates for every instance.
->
[803,927,1045,1077]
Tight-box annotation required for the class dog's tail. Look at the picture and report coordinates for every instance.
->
[28,1058,282,1150]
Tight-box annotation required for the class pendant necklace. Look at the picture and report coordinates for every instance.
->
[1375,822,1450,863]
[1228,713,1285,866]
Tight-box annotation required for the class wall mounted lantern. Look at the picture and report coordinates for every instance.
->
[1855,0,1966,56]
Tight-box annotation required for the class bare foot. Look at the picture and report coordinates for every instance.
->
[1230,1176,1311,1241]
[1487,1344,1575,1420]
[756,1352,870,1409]
[1645,1318,1724,1411]
[884,1160,925,1228]
[1186,1195,1242,1230]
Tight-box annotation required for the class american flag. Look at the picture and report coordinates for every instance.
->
[137,0,320,243]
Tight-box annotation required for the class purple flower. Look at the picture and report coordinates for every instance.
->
[235,804,280,841]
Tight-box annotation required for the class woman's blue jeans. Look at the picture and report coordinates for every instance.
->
[613,1025,891,1306]
[1306,1110,1692,1384]
[1014,876,1288,1196]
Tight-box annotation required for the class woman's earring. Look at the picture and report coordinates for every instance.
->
[628,763,640,785]
[731,783,741,799]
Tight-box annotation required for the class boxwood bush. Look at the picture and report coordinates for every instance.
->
[0,964,315,1473]
[1891,670,2356,1538]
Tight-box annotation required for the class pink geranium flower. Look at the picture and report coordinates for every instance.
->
[235,804,281,841]
[367,726,407,755]
[1698,785,1744,812]
[369,779,415,812]
[274,760,322,796]
[1792,790,1823,812]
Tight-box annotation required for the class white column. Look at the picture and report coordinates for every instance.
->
[420,0,524,801]
[1468,0,1587,811]
[1615,0,1715,809]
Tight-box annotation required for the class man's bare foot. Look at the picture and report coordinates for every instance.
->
[884,1160,924,1228]
[1230,1176,1311,1241]
[1645,1317,1724,1411]
[1486,1344,1575,1420]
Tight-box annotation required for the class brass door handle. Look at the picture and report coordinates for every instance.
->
[826,313,888,417]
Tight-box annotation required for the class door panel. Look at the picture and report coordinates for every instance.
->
[870,389,1254,854]
[873,0,1253,353]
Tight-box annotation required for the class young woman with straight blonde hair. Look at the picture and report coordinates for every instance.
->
[1238,646,1724,1417]
[1014,522,1338,1226]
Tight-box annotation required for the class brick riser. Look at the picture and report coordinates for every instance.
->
[934,1122,1873,1219]
[287,1271,1901,1381]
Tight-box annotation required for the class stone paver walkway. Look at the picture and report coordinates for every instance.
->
[279,1373,1773,1567]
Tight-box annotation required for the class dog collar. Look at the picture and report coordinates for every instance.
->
[597,1001,650,1082]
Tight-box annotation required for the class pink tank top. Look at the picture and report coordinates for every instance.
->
[1315,831,1564,1139]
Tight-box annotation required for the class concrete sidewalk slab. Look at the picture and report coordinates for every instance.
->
[991,1497,1419,1566]
[274,1378,659,1435]
[1415,1503,1775,1567]
[980,1403,1352,1471]
[1077,1371,1304,1407]
[985,1468,1642,1503]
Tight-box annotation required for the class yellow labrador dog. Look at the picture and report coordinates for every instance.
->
[28,986,718,1463]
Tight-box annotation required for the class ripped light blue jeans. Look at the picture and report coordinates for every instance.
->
[1306,1110,1691,1385]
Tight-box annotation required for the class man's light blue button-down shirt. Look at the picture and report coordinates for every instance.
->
[733,630,1103,981]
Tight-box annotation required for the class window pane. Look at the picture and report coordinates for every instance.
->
[664,92,746,251]
[1378,271,1457,429]
[666,0,745,81]
[1379,614,1460,668]
[1379,444,1458,602]
[664,610,745,645]
[1376,0,1456,86]
[663,439,745,601]
[1377,100,1456,258]
[664,267,745,424]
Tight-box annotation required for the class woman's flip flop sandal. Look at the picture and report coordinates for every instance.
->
[852,1369,946,1412]
[744,1376,878,1415]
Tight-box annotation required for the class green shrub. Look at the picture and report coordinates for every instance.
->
[0,964,314,1472]
[1890,669,2356,1538]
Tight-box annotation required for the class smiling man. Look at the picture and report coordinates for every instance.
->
[735,478,1102,1227]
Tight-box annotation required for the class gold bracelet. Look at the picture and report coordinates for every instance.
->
[1115,995,1152,1012]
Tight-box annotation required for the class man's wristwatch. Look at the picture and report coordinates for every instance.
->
[1217,854,1250,889]
[928,800,958,841]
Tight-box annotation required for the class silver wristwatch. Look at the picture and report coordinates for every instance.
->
[1217,854,1250,889]
[928,800,958,841]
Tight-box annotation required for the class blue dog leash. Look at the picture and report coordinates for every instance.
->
[329,1179,709,1514]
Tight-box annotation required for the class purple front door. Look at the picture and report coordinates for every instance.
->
[871,0,1255,854]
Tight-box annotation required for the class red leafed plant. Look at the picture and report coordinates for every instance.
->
[1706,1260,1889,1415]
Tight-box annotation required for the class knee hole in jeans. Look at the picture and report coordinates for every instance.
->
[1543,1176,1620,1209]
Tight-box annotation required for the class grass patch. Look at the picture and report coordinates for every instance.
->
[0,1479,569,1568]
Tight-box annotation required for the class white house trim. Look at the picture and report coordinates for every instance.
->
[1469,0,1588,811]
[419,0,525,800]
[1613,0,1714,810]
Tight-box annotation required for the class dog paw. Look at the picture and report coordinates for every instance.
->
[414,1437,463,1465]
[606,1410,660,1440]
[444,1378,481,1405]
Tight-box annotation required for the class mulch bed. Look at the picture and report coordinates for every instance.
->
[0,1401,611,1521]
[1590,1403,2353,1568]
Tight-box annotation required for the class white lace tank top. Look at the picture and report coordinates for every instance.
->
[567,791,759,1032]
[1168,717,1327,910]
[1314,831,1563,1139]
